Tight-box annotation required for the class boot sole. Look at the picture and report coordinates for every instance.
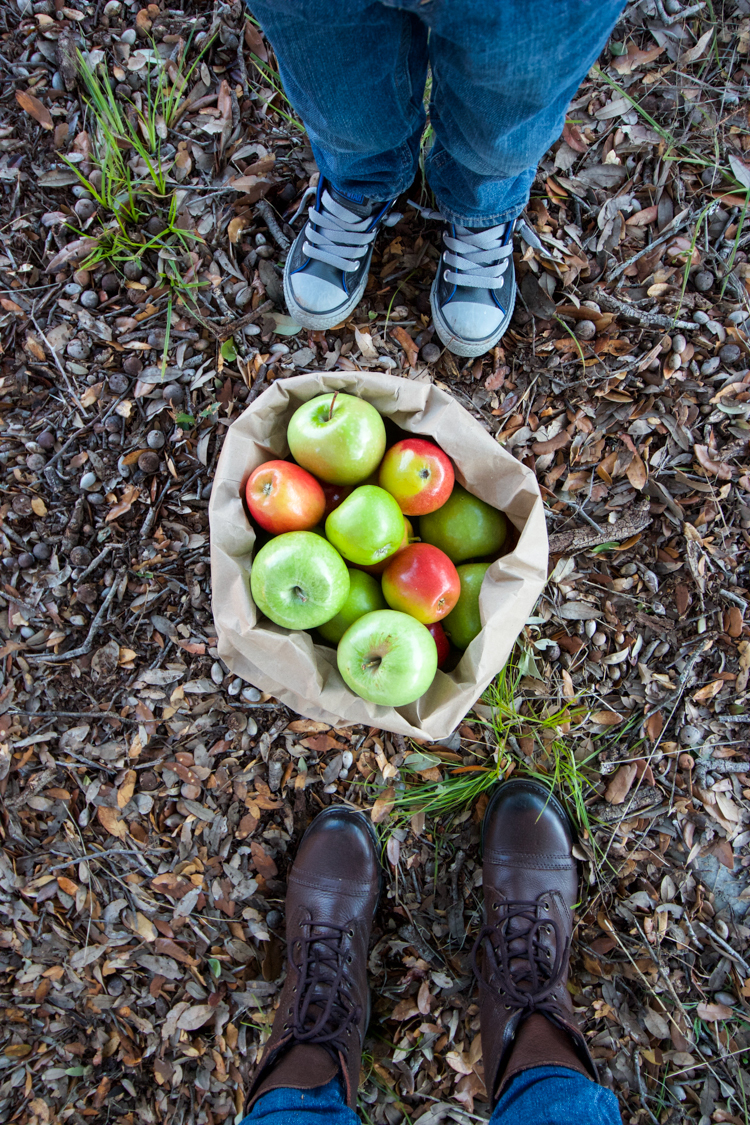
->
[283,260,371,332]
[430,274,516,358]
[479,777,575,858]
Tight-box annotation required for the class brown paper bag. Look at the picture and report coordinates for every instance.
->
[209,371,547,739]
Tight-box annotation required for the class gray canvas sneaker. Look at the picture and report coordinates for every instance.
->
[284,179,398,330]
[410,203,547,358]
[430,217,517,358]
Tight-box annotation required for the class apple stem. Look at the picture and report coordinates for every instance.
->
[328,391,338,422]
[363,657,382,671]
[292,586,308,603]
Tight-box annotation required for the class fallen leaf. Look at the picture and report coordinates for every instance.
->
[692,679,723,703]
[696,1001,733,1022]
[371,785,395,824]
[390,326,419,367]
[176,1004,215,1031]
[106,484,141,523]
[97,806,127,840]
[679,28,714,65]
[612,43,665,75]
[590,710,623,726]
[117,770,136,809]
[604,762,637,804]
[695,444,732,479]
[15,90,53,130]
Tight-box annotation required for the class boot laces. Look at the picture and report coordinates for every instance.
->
[290,920,361,1049]
[298,187,396,273]
[471,897,569,1014]
[408,200,514,290]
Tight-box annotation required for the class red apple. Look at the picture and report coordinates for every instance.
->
[379,437,454,516]
[382,542,460,624]
[245,460,325,533]
[357,517,414,575]
[321,482,353,519]
[427,622,450,668]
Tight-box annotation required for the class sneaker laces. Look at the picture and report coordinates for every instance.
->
[292,186,399,273]
[471,897,569,1016]
[409,202,542,289]
[289,919,361,1049]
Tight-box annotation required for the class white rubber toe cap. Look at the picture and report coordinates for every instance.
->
[440,299,504,343]
[289,270,346,316]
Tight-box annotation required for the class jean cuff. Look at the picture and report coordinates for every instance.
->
[428,196,527,228]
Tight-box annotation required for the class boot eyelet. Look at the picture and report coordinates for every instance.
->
[443,269,450,282]
[504,1004,511,1011]
[544,903,550,911]
[492,902,499,912]
[348,929,354,938]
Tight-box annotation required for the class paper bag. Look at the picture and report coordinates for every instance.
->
[209,371,547,739]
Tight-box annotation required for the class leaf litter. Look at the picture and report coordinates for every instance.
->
[1,1,750,1123]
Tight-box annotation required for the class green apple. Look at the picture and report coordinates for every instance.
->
[250,530,349,630]
[317,569,386,645]
[442,563,489,649]
[325,485,404,566]
[287,392,386,485]
[337,609,438,706]
[420,484,506,563]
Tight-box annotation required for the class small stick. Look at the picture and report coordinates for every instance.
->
[27,575,121,664]
[256,198,291,252]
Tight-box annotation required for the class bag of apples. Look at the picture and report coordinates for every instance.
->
[209,371,547,739]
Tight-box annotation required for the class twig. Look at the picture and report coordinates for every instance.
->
[178,298,274,341]
[255,198,291,251]
[45,390,131,472]
[634,1049,662,1125]
[606,209,695,283]
[75,542,123,584]
[27,576,121,664]
[594,287,699,330]
[30,313,89,418]
[9,708,143,725]
[0,521,29,550]
[696,922,750,976]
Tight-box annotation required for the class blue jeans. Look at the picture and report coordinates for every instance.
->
[241,1066,622,1124]
[247,0,625,225]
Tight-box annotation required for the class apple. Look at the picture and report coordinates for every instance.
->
[337,609,438,706]
[321,482,353,519]
[427,621,450,669]
[250,530,349,630]
[245,459,325,534]
[442,563,489,650]
[287,392,386,485]
[358,516,414,575]
[382,543,460,624]
[325,485,404,566]
[420,484,507,564]
[317,569,386,645]
[378,437,454,515]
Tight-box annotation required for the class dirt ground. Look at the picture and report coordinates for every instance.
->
[1,1,750,1124]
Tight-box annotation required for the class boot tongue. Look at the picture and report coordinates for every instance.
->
[328,184,377,219]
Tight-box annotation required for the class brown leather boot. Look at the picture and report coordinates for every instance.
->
[472,779,597,1106]
[246,806,381,1110]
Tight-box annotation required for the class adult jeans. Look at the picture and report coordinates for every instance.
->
[241,1065,622,1124]
[247,0,625,226]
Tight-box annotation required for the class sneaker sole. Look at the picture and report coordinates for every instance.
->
[283,261,371,332]
[430,274,516,358]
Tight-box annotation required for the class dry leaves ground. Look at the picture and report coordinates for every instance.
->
[1,1,750,1123]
